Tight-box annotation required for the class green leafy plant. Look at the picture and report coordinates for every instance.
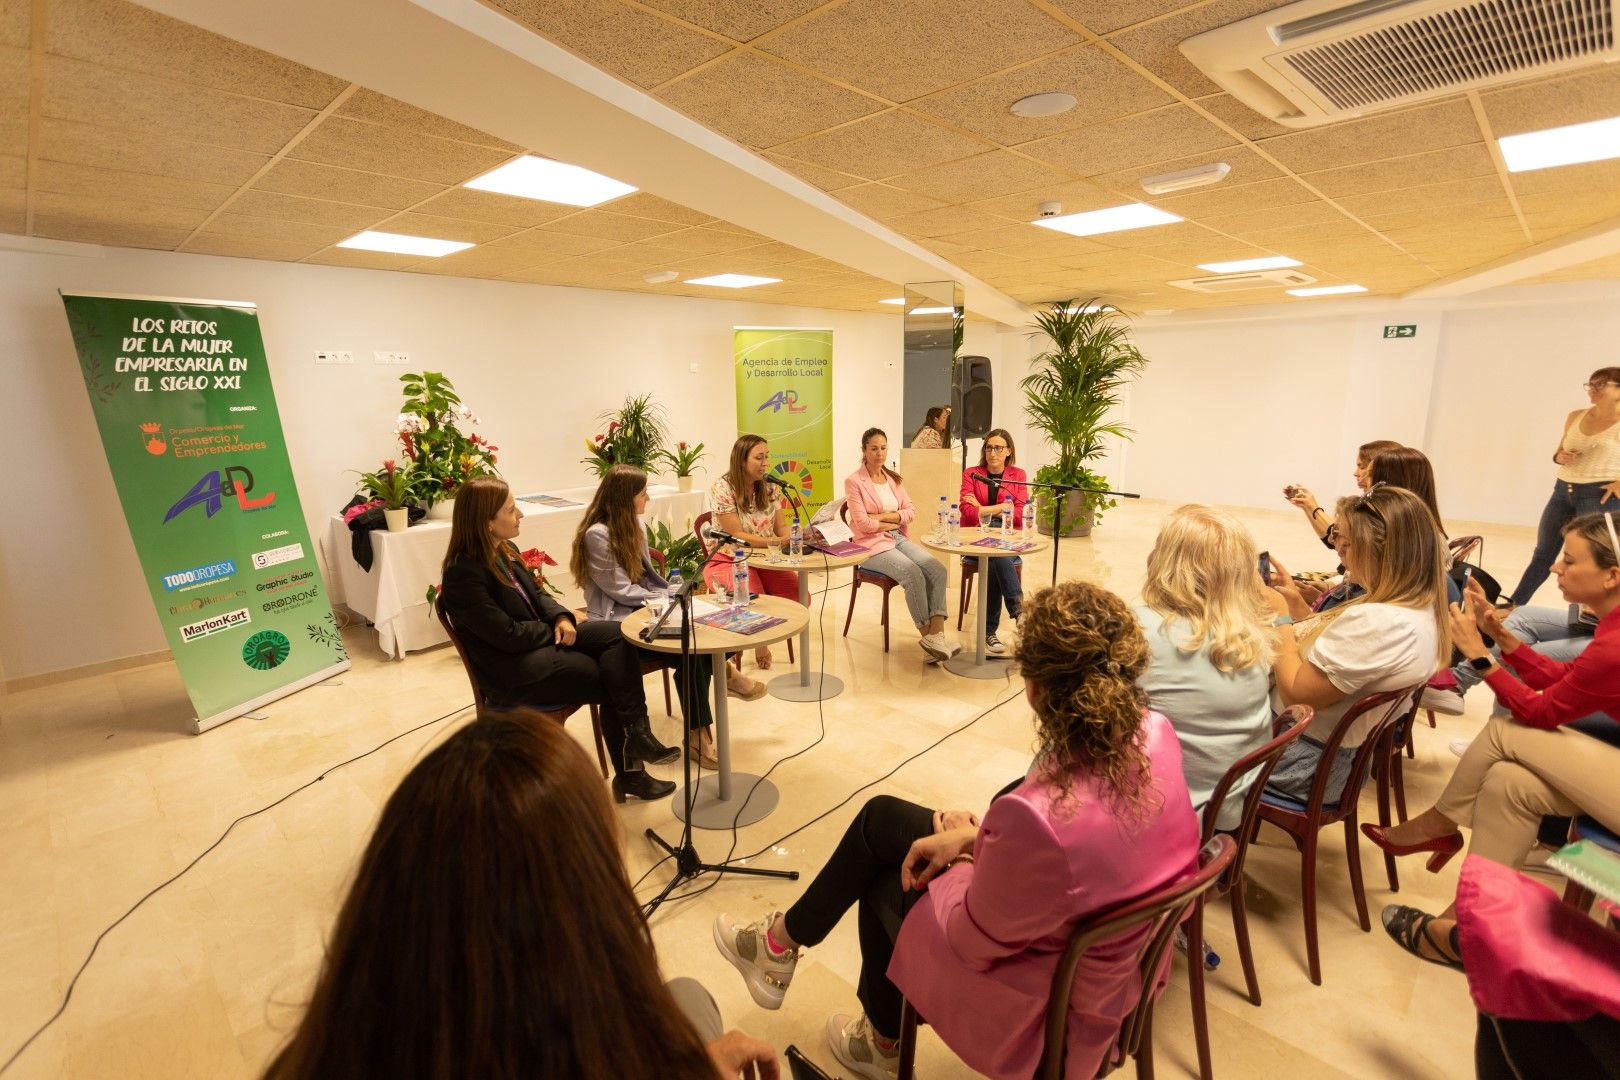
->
[353,458,425,510]
[645,518,705,581]
[660,439,706,478]
[582,393,669,476]
[396,371,499,505]
[1020,299,1147,532]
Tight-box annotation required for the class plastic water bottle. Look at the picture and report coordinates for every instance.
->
[999,504,1012,541]
[733,546,750,609]
[947,503,961,546]
[1022,504,1035,543]
[935,496,948,541]
[666,567,683,600]
[789,518,803,564]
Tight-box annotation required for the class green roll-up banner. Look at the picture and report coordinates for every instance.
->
[60,291,349,733]
[733,327,834,518]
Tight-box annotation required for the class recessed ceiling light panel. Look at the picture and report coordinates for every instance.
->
[1197,255,1302,273]
[1141,162,1231,195]
[336,230,474,257]
[1499,115,1620,173]
[1010,91,1078,118]
[684,274,781,288]
[1287,284,1367,297]
[1031,203,1183,238]
[879,297,905,305]
[465,155,637,207]
[908,306,956,315]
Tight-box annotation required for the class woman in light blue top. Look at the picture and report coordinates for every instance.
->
[1134,504,1276,831]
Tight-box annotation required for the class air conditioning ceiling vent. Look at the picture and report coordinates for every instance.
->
[1169,269,1319,293]
[1181,0,1616,128]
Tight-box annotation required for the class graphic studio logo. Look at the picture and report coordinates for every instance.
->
[140,422,167,456]
[242,629,291,671]
[163,466,276,523]
[161,560,237,591]
[754,390,806,414]
[179,607,251,644]
[255,569,314,593]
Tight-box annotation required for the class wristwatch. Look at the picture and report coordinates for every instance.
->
[1468,656,1494,673]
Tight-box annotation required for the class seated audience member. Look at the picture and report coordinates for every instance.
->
[958,427,1026,654]
[1261,484,1450,804]
[1284,438,1403,549]
[1135,505,1276,831]
[708,434,797,680]
[1364,512,1620,970]
[713,582,1200,1080]
[909,405,951,449]
[572,464,742,771]
[436,475,675,804]
[844,427,960,662]
[1428,605,1596,735]
[263,714,776,1079]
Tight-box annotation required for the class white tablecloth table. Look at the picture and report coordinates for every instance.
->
[322,483,705,658]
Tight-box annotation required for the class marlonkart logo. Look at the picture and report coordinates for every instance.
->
[161,560,237,591]
[179,607,251,643]
[163,466,276,524]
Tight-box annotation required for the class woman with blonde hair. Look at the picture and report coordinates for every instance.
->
[1262,484,1451,803]
[707,434,798,677]
[1136,505,1276,831]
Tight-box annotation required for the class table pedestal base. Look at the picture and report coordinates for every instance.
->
[768,671,845,702]
[673,772,780,829]
[942,653,1013,679]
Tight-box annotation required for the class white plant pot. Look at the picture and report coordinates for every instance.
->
[384,507,409,532]
[677,475,694,493]
[427,497,456,521]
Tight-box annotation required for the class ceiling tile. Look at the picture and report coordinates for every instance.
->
[485,0,731,89]
[1104,0,1287,98]
[909,44,1173,146]
[46,0,346,109]
[1357,201,1511,232]
[1191,92,1295,141]
[1088,144,1281,199]
[195,213,351,248]
[771,110,991,181]
[336,88,522,150]
[1202,206,1365,241]
[1154,175,1316,219]
[1336,175,1509,217]
[0,152,22,188]
[887,149,1071,204]
[659,52,883,148]
[480,229,621,258]
[1089,220,1230,252]
[0,111,23,158]
[253,158,444,210]
[30,189,209,231]
[1301,143,1496,199]
[42,56,316,155]
[1021,105,1234,177]
[634,225,764,253]
[0,0,28,48]
[886,204,1018,238]
[637,0,825,42]
[410,187,579,229]
[832,183,947,221]
[760,0,1081,102]
[31,160,236,211]
[229,189,389,230]
[0,188,25,233]
[289,116,511,186]
[37,117,271,187]
[542,209,685,242]
[31,215,191,250]
[1482,64,1620,138]
[372,211,518,244]
[1256,99,1481,174]
[1509,158,1620,199]
[1044,0,1209,36]
[761,151,865,190]
[0,43,24,98]
[605,192,714,225]
[963,177,1120,220]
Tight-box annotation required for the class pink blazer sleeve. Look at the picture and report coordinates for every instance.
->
[844,474,884,543]
[959,471,983,528]
[959,468,1028,529]
[889,477,917,530]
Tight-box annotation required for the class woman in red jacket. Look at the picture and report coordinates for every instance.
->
[959,428,1027,655]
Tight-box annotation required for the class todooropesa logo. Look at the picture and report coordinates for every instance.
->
[163,466,276,523]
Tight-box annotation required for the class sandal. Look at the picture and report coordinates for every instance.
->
[1380,904,1463,971]
[755,647,773,670]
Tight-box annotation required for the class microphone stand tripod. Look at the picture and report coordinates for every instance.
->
[642,543,798,919]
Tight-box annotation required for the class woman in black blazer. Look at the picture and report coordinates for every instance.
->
[438,475,676,802]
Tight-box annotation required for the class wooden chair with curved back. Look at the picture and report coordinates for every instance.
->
[1255,686,1423,985]
[839,502,897,652]
[436,601,609,778]
[1184,705,1312,1080]
[894,835,1237,1080]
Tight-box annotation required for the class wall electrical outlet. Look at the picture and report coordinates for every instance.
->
[314,350,354,365]
[374,350,411,365]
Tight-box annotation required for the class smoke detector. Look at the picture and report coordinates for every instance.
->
[1169,269,1317,293]
[1010,92,1078,118]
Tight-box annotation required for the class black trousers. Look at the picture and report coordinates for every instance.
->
[500,620,650,774]
[782,795,934,1040]
[1476,1013,1620,1079]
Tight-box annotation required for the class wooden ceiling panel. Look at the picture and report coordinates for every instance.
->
[1043,0,1205,36]
[485,0,730,89]
[659,52,883,149]
[336,88,523,151]
[30,189,210,231]
[0,187,26,232]
[770,110,991,181]
[374,211,520,245]
[1335,175,1510,218]
[636,1,823,43]
[541,209,685,243]
[1481,65,1620,138]
[470,230,622,259]
[1256,99,1481,174]
[963,177,1121,221]
[605,192,714,226]
[228,189,390,230]
[0,152,22,188]
[253,159,444,211]
[1154,175,1317,220]
[886,150,1070,205]
[1190,92,1295,141]
[195,212,352,248]
[37,117,271,187]
[1509,158,1620,198]
[31,159,236,210]
[411,187,579,229]
[760,0,1081,103]
[288,117,512,186]
[831,183,947,222]
[885,204,1016,238]
[31,214,192,249]
[637,225,767,253]
[1104,0,1291,98]
[409,242,558,277]
[760,152,864,191]
[1300,143,1496,199]
[0,43,24,98]
[1,0,29,48]
[1021,105,1235,178]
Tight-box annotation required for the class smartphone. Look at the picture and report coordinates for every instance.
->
[1258,550,1271,584]
[1283,484,1301,498]
[785,1045,837,1080]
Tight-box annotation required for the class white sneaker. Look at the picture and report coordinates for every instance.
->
[1449,737,1473,758]
[1420,686,1465,716]
[985,633,1006,656]
[918,633,951,661]
[826,1012,903,1080]
[713,911,797,1009]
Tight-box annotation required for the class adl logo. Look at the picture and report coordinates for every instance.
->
[164,466,276,523]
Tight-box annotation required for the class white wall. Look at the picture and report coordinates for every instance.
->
[0,243,978,681]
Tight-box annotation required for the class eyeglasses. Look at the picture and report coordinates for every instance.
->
[984,444,1009,452]
[1585,381,1616,391]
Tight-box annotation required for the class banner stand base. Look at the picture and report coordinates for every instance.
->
[192,660,352,734]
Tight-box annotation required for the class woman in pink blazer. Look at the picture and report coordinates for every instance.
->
[959,427,1028,655]
[843,426,959,662]
[714,581,1202,1080]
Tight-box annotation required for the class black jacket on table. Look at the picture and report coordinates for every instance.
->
[440,556,574,703]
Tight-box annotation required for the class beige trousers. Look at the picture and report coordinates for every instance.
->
[1436,715,1620,866]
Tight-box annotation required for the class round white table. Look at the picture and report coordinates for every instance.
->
[746,547,869,702]
[922,528,1050,680]
[621,594,807,828]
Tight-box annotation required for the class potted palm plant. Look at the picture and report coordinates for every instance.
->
[582,393,670,477]
[1020,299,1147,537]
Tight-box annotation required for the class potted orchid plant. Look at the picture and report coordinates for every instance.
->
[395,370,500,518]
[660,440,705,492]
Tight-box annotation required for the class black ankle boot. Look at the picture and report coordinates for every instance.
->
[624,720,679,766]
[612,769,676,803]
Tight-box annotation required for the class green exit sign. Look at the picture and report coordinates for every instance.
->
[1383,324,1417,339]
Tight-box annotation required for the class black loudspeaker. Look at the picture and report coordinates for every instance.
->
[953,355,993,438]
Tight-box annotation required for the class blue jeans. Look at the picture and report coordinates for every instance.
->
[983,555,1022,634]
[1510,480,1618,605]
[1451,605,1594,716]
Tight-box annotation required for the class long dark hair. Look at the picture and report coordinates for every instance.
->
[264,714,716,1080]
[722,434,770,515]
[1370,446,1446,538]
[913,405,951,447]
[441,475,518,585]
[860,427,903,484]
[570,465,648,590]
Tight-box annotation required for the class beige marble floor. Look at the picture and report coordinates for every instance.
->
[0,498,1562,1079]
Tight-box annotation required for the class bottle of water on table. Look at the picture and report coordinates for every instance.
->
[789,518,802,564]
[733,546,750,609]
[947,503,961,546]
[1022,502,1035,543]
[666,567,683,601]
[935,496,947,541]
[999,505,1012,541]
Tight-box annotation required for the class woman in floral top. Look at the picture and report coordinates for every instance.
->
[910,406,950,449]
[707,434,799,671]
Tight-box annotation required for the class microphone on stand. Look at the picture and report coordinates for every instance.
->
[701,523,748,548]
[764,474,797,490]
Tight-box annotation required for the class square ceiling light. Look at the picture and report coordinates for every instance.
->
[1031,203,1182,238]
[879,297,905,304]
[1500,116,1620,173]
[464,155,637,207]
[336,230,474,257]
[1287,284,1367,297]
[1197,256,1301,274]
[685,273,781,288]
